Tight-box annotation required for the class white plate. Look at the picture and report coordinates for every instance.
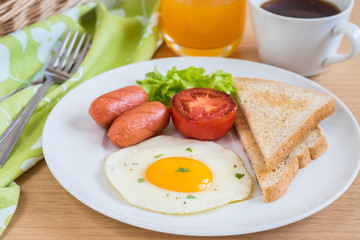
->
[43,57,360,236]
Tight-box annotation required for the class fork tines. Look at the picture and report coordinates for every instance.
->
[49,29,91,79]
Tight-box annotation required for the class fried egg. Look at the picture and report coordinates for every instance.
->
[104,135,253,214]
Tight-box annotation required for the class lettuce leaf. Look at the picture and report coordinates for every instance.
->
[136,66,237,107]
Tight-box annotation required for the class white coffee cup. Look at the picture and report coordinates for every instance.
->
[249,0,360,77]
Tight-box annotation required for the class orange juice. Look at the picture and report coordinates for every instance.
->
[160,0,247,56]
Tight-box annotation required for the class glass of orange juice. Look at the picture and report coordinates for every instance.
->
[160,0,247,56]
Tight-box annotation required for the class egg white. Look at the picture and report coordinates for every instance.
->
[104,135,253,215]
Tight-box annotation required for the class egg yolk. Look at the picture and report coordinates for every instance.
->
[145,157,213,192]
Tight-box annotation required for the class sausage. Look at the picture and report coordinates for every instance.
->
[107,102,170,147]
[89,86,148,127]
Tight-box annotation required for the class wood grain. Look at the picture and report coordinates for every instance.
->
[3,2,360,240]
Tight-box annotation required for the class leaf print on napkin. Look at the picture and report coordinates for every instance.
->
[9,30,28,53]
[0,183,20,235]
[142,12,159,40]
[62,7,80,21]
[31,22,66,64]
[0,107,12,127]
[0,45,10,83]
[0,205,16,229]
[20,157,43,172]
[30,136,42,150]
[0,44,26,85]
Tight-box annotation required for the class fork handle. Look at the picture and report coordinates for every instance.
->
[0,79,53,168]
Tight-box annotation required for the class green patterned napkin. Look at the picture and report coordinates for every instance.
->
[0,0,161,235]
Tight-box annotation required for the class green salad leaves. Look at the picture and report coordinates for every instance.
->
[136,66,237,107]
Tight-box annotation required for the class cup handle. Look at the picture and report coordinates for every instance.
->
[323,21,360,67]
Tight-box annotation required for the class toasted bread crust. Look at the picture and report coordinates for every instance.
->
[262,157,299,203]
[262,131,328,202]
[266,97,334,170]
[299,127,328,168]
[235,110,328,202]
[308,128,328,161]
[234,77,335,171]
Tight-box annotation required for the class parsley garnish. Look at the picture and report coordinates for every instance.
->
[154,154,164,158]
[138,178,145,183]
[176,167,190,172]
[187,195,196,199]
[186,148,192,152]
[235,173,245,179]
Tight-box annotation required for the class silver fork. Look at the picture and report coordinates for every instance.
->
[0,29,91,168]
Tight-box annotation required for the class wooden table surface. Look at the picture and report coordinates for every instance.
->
[3,3,360,240]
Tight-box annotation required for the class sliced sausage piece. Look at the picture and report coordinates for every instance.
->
[107,102,170,147]
[89,86,148,127]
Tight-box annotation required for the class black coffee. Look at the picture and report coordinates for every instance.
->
[261,0,341,19]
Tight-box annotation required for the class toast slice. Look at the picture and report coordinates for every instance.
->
[235,110,328,202]
[234,77,335,171]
